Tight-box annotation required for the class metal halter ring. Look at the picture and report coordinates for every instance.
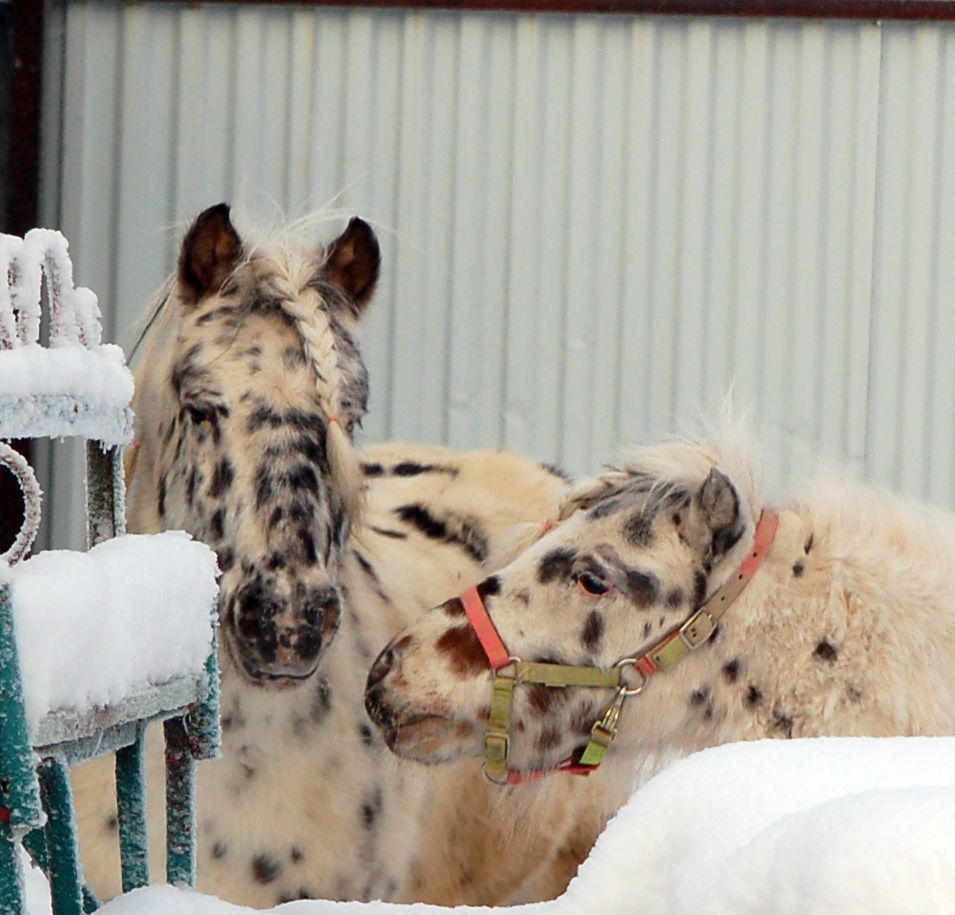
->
[615,658,648,696]
[497,656,522,678]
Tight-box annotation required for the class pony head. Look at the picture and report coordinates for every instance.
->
[130,203,380,684]
[365,431,764,773]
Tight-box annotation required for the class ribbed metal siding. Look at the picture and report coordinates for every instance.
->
[40,4,955,547]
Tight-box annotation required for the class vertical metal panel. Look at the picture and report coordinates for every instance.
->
[39,3,955,548]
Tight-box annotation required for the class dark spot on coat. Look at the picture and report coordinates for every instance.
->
[772,710,794,738]
[392,461,456,477]
[581,610,605,651]
[254,466,273,509]
[693,570,707,606]
[105,815,118,832]
[443,597,466,617]
[370,526,407,540]
[624,511,654,546]
[208,458,235,499]
[283,345,307,369]
[476,576,501,599]
[643,620,653,638]
[361,787,383,830]
[527,683,569,714]
[287,464,320,496]
[311,680,332,722]
[354,551,380,583]
[362,462,385,477]
[537,548,577,584]
[536,726,562,752]
[290,846,304,863]
[746,685,762,706]
[804,534,814,554]
[212,840,228,859]
[627,570,660,608]
[210,508,225,541]
[689,687,709,706]
[846,684,863,702]
[515,589,531,605]
[792,561,805,577]
[251,853,281,884]
[218,549,235,572]
[436,625,487,677]
[813,639,838,662]
[359,723,375,746]
[665,588,684,609]
[395,503,488,563]
[570,701,597,736]
[298,528,317,565]
[722,658,741,682]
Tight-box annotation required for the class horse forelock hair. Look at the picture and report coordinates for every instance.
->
[560,410,765,524]
[246,226,365,524]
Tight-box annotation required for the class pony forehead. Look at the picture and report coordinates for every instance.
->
[561,424,765,523]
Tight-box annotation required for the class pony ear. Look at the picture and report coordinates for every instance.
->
[692,468,745,561]
[178,203,242,307]
[324,217,381,311]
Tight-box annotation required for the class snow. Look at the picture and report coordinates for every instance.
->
[20,848,52,915]
[8,531,219,734]
[1,227,134,444]
[0,344,135,445]
[84,737,955,915]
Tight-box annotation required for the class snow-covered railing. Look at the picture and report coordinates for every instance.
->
[0,230,133,446]
[0,229,220,915]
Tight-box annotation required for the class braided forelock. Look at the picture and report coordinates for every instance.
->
[250,234,365,526]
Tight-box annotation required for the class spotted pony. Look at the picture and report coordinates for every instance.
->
[72,205,593,907]
[367,419,955,837]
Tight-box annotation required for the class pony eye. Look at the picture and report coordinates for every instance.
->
[186,405,212,425]
[577,571,610,597]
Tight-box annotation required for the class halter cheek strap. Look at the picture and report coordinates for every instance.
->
[462,509,780,786]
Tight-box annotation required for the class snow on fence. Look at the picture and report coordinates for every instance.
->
[0,230,134,446]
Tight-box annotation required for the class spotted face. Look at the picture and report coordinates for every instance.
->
[365,467,753,771]
[130,203,380,684]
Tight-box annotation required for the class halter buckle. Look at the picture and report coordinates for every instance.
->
[482,732,510,785]
[597,689,628,743]
[679,608,717,649]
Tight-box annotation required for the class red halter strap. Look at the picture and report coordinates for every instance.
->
[461,586,511,671]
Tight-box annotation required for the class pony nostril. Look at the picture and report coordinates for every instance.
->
[305,588,341,627]
[367,646,395,689]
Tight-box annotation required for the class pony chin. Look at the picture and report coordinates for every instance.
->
[386,713,478,766]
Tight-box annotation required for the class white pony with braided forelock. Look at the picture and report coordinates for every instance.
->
[72,204,598,907]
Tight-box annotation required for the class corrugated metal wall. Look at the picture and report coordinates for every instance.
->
[40,2,955,547]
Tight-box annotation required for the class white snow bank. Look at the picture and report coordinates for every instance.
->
[0,343,134,445]
[95,737,955,915]
[8,531,218,734]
